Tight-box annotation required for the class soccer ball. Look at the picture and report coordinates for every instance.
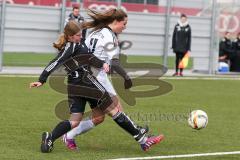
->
[188,110,208,129]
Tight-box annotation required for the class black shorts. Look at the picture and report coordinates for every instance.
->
[67,71,113,113]
[68,95,98,113]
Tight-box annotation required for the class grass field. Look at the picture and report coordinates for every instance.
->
[0,76,240,160]
[3,52,193,69]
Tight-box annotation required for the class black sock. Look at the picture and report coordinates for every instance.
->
[176,57,179,73]
[51,120,71,142]
[113,112,140,138]
[180,68,183,73]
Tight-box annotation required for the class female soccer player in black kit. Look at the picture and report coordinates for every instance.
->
[63,8,164,151]
[30,20,163,153]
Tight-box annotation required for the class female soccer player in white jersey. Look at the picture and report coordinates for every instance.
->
[63,8,164,151]
[30,21,161,153]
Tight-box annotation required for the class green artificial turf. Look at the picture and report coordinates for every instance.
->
[0,76,239,160]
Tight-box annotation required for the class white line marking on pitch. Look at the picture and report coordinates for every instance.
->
[107,151,240,160]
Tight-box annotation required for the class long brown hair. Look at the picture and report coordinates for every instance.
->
[83,8,127,31]
[53,20,81,51]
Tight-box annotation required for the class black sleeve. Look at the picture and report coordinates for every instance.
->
[111,58,132,89]
[172,25,177,50]
[111,58,129,80]
[71,43,105,68]
[187,26,192,51]
[88,54,105,68]
[38,43,74,83]
[223,43,233,58]
[72,53,105,69]
[219,40,225,56]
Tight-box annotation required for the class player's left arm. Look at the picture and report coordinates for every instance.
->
[103,31,133,89]
[111,58,132,89]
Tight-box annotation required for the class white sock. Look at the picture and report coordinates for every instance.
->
[67,118,95,139]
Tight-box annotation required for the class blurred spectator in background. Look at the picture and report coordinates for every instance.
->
[65,3,87,42]
[232,32,240,72]
[172,14,191,76]
[219,32,237,72]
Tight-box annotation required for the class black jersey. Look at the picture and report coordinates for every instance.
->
[172,21,191,53]
[219,37,235,58]
[38,42,104,84]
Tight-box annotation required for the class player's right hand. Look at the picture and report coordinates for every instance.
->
[29,82,43,88]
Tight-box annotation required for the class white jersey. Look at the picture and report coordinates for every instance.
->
[85,27,119,96]
[85,28,120,63]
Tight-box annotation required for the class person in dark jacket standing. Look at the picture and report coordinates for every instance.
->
[172,14,191,76]
[65,4,87,42]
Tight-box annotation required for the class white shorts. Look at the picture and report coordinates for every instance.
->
[91,68,117,97]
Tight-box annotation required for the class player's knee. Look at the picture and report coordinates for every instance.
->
[92,115,105,125]
[70,120,80,128]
